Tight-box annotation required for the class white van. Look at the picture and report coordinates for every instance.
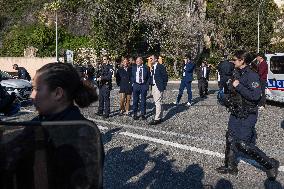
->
[265,53,284,103]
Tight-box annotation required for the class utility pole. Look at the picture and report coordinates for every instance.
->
[257,0,264,53]
[56,10,58,62]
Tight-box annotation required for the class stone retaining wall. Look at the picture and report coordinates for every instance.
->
[0,57,56,78]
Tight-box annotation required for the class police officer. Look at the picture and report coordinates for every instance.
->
[217,53,234,93]
[12,64,31,81]
[216,50,279,181]
[96,56,113,118]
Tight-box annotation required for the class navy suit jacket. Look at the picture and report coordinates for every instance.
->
[182,62,196,82]
[131,64,151,86]
[151,64,168,91]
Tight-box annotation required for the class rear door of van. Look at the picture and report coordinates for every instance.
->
[266,53,284,102]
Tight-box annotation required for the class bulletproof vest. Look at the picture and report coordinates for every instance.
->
[223,70,258,119]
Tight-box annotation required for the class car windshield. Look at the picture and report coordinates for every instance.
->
[0,71,13,80]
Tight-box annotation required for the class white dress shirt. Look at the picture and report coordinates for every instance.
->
[136,65,144,84]
[152,63,157,85]
[202,66,207,78]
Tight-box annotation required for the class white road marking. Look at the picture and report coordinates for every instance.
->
[98,125,108,130]
[169,89,195,92]
[20,108,35,113]
[119,131,284,172]
[120,131,224,158]
[88,118,224,145]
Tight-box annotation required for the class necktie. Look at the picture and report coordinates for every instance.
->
[152,66,155,84]
[139,67,142,84]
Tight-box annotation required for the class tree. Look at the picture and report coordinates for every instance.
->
[138,0,211,76]
[206,0,279,54]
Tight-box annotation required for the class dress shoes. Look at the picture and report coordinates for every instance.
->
[96,112,103,116]
[103,114,109,119]
[141,115,147,120]
[133,115,139,120]
[216,165,238,176]
[149,119,162,125]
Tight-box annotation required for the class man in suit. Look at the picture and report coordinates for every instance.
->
[196,61,210,98]
[131,57,150,120]
[149,55,168,125]
[115,58,132,116]
[175,55,196,106]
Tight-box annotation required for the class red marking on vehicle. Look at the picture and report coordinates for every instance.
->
[268,87,284,91]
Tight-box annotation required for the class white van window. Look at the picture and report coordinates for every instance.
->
[270,56,284,74]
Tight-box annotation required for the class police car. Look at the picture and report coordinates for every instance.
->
[265,53,284,102]
[0,70,32,101]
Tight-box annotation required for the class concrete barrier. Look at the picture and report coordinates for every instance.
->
[0,57,56,78]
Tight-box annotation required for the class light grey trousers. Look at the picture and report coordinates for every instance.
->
[152,85,164,120]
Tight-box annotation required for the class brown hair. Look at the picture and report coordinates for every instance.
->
[36,63,98,108]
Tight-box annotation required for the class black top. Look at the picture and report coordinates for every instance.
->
[97,64,113,89]
[218,60,234,80]
[33,105,86,121]
[17,67,31,81]
[3,105,104,189]
[196,66,211,80]
[115,67,132,94]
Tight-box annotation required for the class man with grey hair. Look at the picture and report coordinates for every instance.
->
[131,57,151,120]
[148,54,168,125]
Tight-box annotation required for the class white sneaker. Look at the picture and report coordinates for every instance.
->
[187,102,192,106]
[258,106,265,110]
[173,101,179,105]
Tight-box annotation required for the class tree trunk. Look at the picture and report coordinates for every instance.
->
[173,58,179,78]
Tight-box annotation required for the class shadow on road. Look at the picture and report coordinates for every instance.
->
[215,178,233,189]
[104,143,214,189]
[267,100,284,108]
[264,179,283,189]
[162,103,189,122]
[102,128,122,145]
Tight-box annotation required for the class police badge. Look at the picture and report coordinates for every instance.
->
[252,82,260,88]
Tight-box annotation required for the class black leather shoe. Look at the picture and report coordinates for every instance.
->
[96,112,103,116]
[149,119,162,125]
[103,115,109,119]
[216,165,238,176]
[133,115,139,120]
[141,115,146,120]
[119,112,124,116]
[266,159,279,181]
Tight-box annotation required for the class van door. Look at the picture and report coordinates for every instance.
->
[266,54,284,102]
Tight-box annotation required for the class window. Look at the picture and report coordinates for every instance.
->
[270,56,284,74]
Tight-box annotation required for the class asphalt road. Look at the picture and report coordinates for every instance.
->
[1,83,284,189]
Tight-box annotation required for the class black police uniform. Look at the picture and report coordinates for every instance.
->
[17,67,31,81]
[217,66,279,180]
[97,64,113,117]
[217,60,234,92]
